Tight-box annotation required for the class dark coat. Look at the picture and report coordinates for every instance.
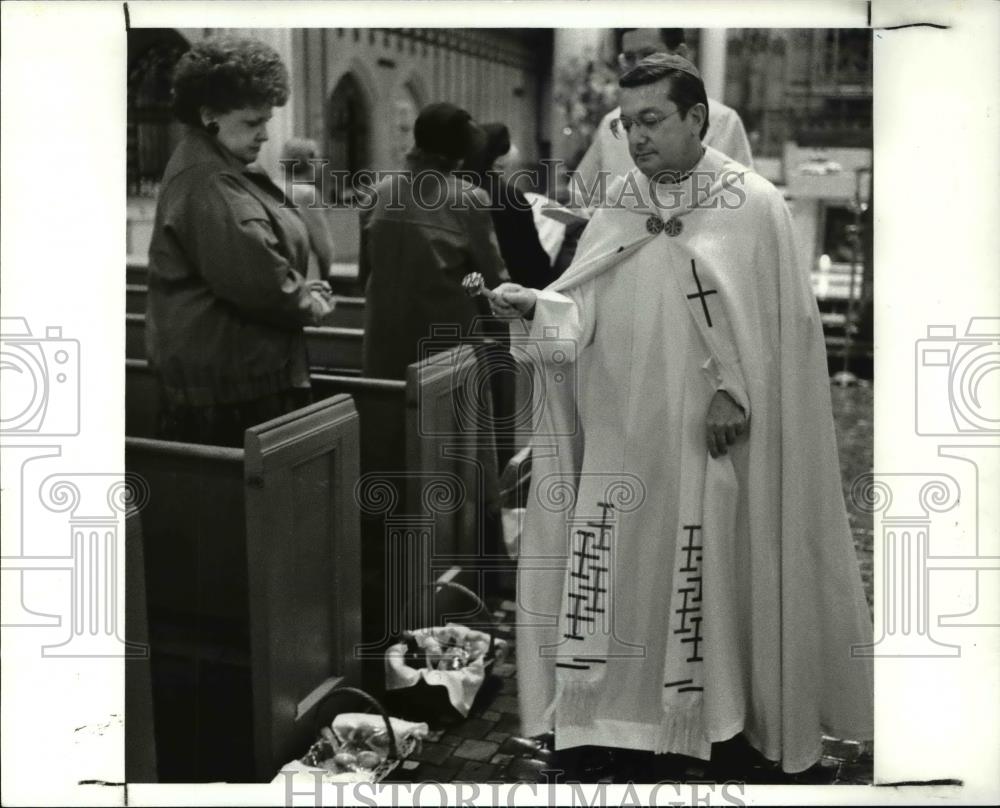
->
[487,180,559,290]
[360,161,509,380]
[147,128,327,408]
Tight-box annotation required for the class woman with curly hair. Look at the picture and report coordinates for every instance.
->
[147,35,333,446]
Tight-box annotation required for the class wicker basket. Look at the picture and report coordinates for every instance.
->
[384,582,508,724]
[275,686,428,784]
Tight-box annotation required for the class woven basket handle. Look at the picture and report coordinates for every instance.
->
[313,686,399,760]
[424,580,498,659]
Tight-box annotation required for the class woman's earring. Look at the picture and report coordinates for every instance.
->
[207,121,220,135]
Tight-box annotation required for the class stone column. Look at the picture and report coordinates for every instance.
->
[698,28,728,102]
[249,28,296,180]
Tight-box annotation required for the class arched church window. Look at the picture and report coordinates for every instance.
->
[326,73,371,202]
[127,29,189,197]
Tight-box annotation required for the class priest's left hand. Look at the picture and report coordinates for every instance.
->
[705,390,747,458]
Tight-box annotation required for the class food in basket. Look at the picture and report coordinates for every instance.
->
[402,626,492,671]
[334,752,358,769]
[301,722,392,775]
[356,751,381,769]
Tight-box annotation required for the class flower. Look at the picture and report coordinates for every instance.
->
[553,51,620,167]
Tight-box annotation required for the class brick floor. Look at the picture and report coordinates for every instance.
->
[381,598,873,786]
[450,718,495,740]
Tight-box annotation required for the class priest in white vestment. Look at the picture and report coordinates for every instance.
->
[490,54,873,774]
[572,29,753,212]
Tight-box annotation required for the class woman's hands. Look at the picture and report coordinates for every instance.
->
[306,279,336,320]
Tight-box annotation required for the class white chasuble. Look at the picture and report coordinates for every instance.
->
[516,147,874,773]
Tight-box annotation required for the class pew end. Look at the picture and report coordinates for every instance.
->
[126,394,363,782]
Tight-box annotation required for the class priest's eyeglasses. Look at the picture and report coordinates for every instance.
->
[610,110,681,139]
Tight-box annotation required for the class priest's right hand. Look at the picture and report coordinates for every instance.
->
[491,283,537,320]
[706,389,748,459]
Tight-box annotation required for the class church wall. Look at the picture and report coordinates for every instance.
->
[290,28,544,173]
[285,29,548,262]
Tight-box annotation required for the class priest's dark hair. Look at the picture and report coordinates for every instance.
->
[171,36,290,128]
[615,28,686,52]
[619,61,710,140]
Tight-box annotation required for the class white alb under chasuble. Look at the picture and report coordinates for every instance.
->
[516,147,874,773]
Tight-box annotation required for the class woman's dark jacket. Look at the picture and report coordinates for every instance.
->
[147,128,327,408]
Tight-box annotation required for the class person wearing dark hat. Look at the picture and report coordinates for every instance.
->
[572,29,752,211]
[490,54,873,776]
[463,123,557,290]
[360,101,509,380]
[358,104,511,627]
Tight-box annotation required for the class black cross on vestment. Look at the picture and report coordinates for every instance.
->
[680,525,703,573]
[563,501,614,642]
[685,260,718,328]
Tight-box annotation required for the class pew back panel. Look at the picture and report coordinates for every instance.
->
[124,313,363,376]
[125,395,363,782]
[127,359,159,438]
[244,395,363,778]
[127,438,248,631]
[127,284,146,315]
[328,296,366,329]
[125,283,364,328]
[304,325,364,375]
[406,345,500,567]
[125,506,157,782]
[125,361,399,442]
[126,313,145,363]
[127,262,147,286]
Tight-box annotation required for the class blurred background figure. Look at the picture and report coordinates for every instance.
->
[360,101,509,381]
[281,137,338,282]
[464,122,557,290]
[146,36,333,447]
[359,102,510,617]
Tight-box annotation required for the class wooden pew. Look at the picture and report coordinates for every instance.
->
[125,506,157,782]
[125,312,364,375]
[127,344,504,653]
[303,326,364,374]
[125,359,159,437]
[127,283,146,315]
[127,261,147,286]
[126,313,145,364]
[328,295,366,329]
[126,395,362,782]
[126,359,402,443]
[125,283,365,329]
